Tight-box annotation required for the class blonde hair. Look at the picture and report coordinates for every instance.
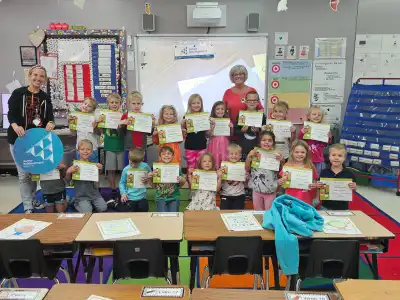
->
[129,148,145,163]
[106,92,122,104]
[273,101,289,113]
[229,65,248,83]
[228,143,242,153]
[158,105,178,125]
[77,139,93,150]
[83,97,98,111]
[196,152,216,171]
[288,140,314,169]
[127,91,143,103]
[28,65,48,82]
[307,105,324,122]
[186,94,204,113]
[329,143,347,154]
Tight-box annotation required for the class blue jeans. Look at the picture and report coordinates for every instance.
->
[76,151,99,163]
[156,200,180,212]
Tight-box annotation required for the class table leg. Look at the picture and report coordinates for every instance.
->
[66,259,76,283]
[170,256,178,285]
[86,257,96,283]
[271,256,280,289]
[372,253,379,279]
[189,256,197,291]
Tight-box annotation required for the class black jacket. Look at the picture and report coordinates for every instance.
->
[7,86,54,144]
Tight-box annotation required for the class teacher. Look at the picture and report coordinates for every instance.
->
[223,64,263,122]
[7,65,55,213]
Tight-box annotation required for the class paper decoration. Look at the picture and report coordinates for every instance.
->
[315,38,347,59]
[40,54,58,79]
[299,45,310,59]
[63,64,92,102]
[275,46,285,59]
[58,40,90,62]
[28,29,45,47]
[277,0,288,12]
[312,60,346,103]
[319,104,342,125]
[275,32,288,45]
[330,0,340,11]
[286,45,297,59]
[74,0,86,10]
[145,3,152,14]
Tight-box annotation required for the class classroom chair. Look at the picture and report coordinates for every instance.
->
[201,236,264,289]
[112,239,171,284]
[0,239,70,287]
[294,240,360,291]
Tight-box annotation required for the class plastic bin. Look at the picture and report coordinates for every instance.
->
[349,168,370,186]
[371,173,397,189]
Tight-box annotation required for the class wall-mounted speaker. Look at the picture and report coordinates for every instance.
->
[247,13,260,32]
[142,14,155,32]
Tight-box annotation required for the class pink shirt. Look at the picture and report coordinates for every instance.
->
[223,87,263,122]
[298,126,331,163]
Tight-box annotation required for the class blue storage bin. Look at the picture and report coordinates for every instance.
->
[371,173,397,188]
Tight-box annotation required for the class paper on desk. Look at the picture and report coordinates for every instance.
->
[0,290,43,300]
[97,218,141,240]
[322,216,361,235]
[87,296,113,300]
[0,219,51,240]
[141,287,185,298]
[221,212,263,232]
[57,213,85,219]
[285,292,330,300]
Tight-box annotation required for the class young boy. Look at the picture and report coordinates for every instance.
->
[317,143,357,210]
[40,163,68,213]
[150,146,186,212]
[219,143,246,210]
[109,148,151,212]
[66,139,107,213]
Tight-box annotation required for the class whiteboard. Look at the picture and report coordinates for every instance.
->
[135,35,268,118]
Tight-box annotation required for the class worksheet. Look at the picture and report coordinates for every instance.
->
[285,292,330,300]
[0,289,48,300]
[251,148,280,171]
[152,163,180,183]
[220,162,245,181]
[0,219,51,240]
[185,112,210,133]
[221,212,263,232]
[97,218,141,240]
[127,112,153,133]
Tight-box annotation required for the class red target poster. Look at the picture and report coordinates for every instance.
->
[63,64,92,102]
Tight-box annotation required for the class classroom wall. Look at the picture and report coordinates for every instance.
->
[357,0,400,34]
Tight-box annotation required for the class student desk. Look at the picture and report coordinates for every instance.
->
[184,210,394,290]
[0,213,91,283]
[75,212,183,284]
[334,279,400,299]
[45,284,190,300]
[191,288,338,300]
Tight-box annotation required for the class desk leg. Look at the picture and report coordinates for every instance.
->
[372,253,379,279]
[66,259,76,283]
[86,257,96,283]
[189,256,197,291]
[170,256,178,285]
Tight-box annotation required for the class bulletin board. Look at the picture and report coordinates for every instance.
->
[41,29,127,113]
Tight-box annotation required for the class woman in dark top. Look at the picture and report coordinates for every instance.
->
[8,65,55,213]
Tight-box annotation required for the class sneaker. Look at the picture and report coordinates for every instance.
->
[32,200,44,210]
[106,199,118,209]
[24,209,33,214]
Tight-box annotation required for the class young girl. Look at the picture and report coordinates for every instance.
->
[246,131,283,210]
[278,140,319,205]
[186,152,222,210]
[208,101,232,168]
[182,94,208,170]
[298,105,332,174]
[153,105,185,164]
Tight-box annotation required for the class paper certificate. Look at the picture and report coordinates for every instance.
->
[97,110,123,129]
[191,170,218,191]
[126,168,148,188]
[185,112,210,133]
[153,163,179,183]
[282,166,313,190]
[213,118,230,136]
[265,120,292,138]
[285,292,330,300]
[303,121,330,143]
[141,287,185,298]
[319,178,353,202]
[251,148,280,171]
[87,296,113,300]
[96,218,141,240]
[69,112,95,133]
[0,219,51,240]
[221,212,263,232]
[221,162,245,181]
[157,124,183,144]
[322,216,361,235]
[0,289,49,300]
[127,112,152,133]
[72,160,99,182]
[32,169,61,181]
[237,111,264,127]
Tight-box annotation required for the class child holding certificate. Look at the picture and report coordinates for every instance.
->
[278,140,319,205]
[66,139,107,213]
[208,101,232,168]
[186,153,222,210]
[298,106,332,175]
[317,144,356,210]
[153,105,185,164]
[246,131,283,210]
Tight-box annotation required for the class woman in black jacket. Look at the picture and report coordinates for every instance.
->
[8,65,55,213]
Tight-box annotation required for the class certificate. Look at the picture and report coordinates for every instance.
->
[322,216,361,235]
[282,166,313,190]
[237,111,264,127]
[251,148,280,171]
[221,162,245,181]
[285,292,330,300]
[221,212,263,232]
[153,163,180,183]
[319,178,353,201]
[0,219,51,240]
[126,168,148,188]
[72,160,99,182]
[96,218,141,240]
[0,289,49,300]
[157,124,183,144]
[32,169,60,181]
[303,121,330,143]
[185,112,210,133]
[69,112,95,133]
[265,120,292,138]
[213,118,230,136]
[127,112,152,133]
[97,109,123,129]
[191,170,218,191]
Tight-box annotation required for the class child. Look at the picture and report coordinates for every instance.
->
[153,105,185,164]
[234,91,267,161]
[40,163,68,213]
[186,152,222,210]
[66,139,107,213]
[278,140,319,205]
[182,94,208,170]
[111,148,152,212]
[298,105,332,175]
[150,146,186,212]
[220,143,246,210]
[246,131,283,210]
[208,101,232,168]
[317,144,357,210]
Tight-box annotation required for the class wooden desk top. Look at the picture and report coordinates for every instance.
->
[75,212,183,242]
[334,279,400,299]
[184,210,395,241]
[0,213,90,245]
[191,289,338,300]
[45,284,189,300]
